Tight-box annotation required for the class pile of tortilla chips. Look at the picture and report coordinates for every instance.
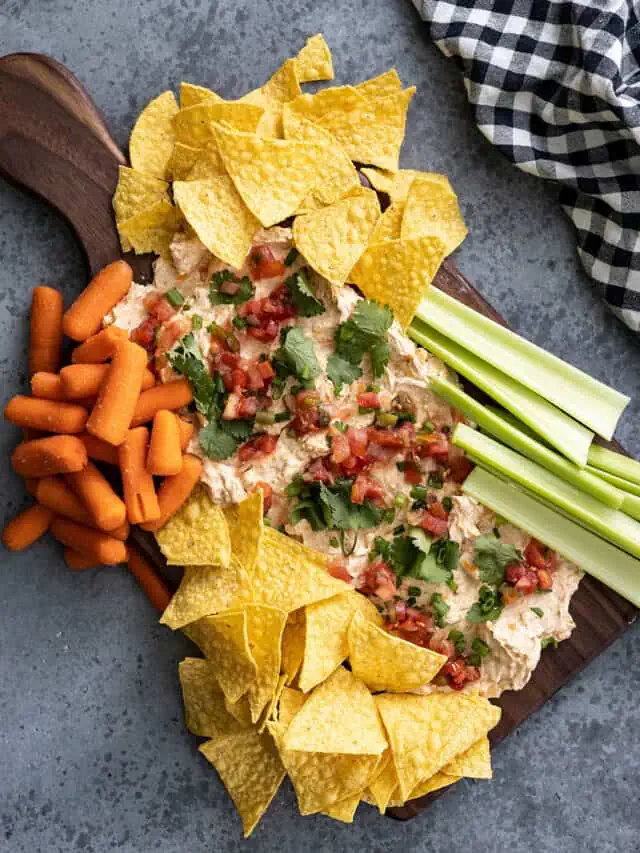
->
[157,486,501,837]
[112,33,468,329]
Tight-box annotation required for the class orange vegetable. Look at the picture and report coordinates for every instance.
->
[71,325,128,363]
[60,363,154,400]
[118,427,161,524]
[62,260,133,341]
[140,454,203,532]
[86,341,148,445]
[131,378,193,427]
[2,503,54,551]
[36,477,130,539]
[24,478,39,496]
[50,517,127,565]
[29,286,64,376]
[66,461,127,531]
[127,545,171,612]
[31,372,66,401]
[64,548,100,571]
[147,410,183,476]
[177,417,195,451]
[77,433,120,466]
[4,396,88,434]
[11,435,88,478]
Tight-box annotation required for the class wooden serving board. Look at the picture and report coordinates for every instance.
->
[0,52,637,822]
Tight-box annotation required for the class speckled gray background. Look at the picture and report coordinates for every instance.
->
[1,1,639,851]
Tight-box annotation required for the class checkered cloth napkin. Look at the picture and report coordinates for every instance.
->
[411,0,640,333]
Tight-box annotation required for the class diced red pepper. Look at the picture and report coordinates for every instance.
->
[237,432,278,463]
[357,391,380,409]
[248,245,287,281]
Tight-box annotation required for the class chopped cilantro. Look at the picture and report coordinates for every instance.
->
[407,585,422,598]
[208,270,254,306]
[289,478,384,533]
[448,630,466,655]
[427,473,443,489]
[468,637,490,666]
[370,339,390,378]
[531,607,544,618]
[430,593,449,628]
[168,334,218,417]
[474,535,522,586]
[284,247,298,266]
[329,299,392,391]
[284,269,325,317]
[447,577,458,593]
[467,586,503,623]
[329,536,339,548]
[273,326,321,383]
[326,353,362,395]
[232,315,247,330]
[332,421,348,433]
[442,496,453,512]
[198,420,239,460]
[541,636,558,649]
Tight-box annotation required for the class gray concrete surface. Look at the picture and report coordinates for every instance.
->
[1,1,639,851]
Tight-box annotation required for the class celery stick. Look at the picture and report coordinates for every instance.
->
[587,444,640,488]
[416,287,629,439]
[409,321,593,467]
[462,467,640,608]
[453,423,640,559]
[430,376,622,508]
[585,467,640,521]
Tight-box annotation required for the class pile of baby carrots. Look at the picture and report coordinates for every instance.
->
[2,260,203,612]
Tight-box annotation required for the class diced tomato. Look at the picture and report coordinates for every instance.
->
[146,294,177,323]
[156,317,190,354]
[448,453,474,483]
[130,317,157,352]
[290,389,323,434]
[237,432,278,463]
[415,432,449,459]
[257,360,275,380]
[237,395,259,419]
[231,368,248,390]
[222,392,242,420]
[304,458,333,483]
[248,245,287,280]
[357,561,397,600]
[429,635,456,660]
[357,391,380,409]
[367,428,405,449]
[442,657,481,690]
[330,430,351,465]
[253,481,273,513]
[524,539,557,572]
[403,462,422,485]
[328,559,352,582]
[247,322,279,342]
[220,352,242,368]
[386,606,433,647]
[515,574,538,595]
[351,473,384,505]
[246,365,265,391]
[347,427,369,458]
[505,562,539,596]
[420,509,449,538]
[537,568,554,590]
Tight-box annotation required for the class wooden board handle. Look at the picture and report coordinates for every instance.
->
[0,52,126,276]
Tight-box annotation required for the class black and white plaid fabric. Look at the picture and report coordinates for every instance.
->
[412,0,640,333]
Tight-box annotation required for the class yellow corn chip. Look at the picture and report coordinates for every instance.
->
[251,527,350,612]
[130,90,179,180]
[284,666,387,756]
[409,772,459,800]
[112,166,169,222]
[214,125,325,227]
[187,141,226,180]
[117,199,181,256]
[375,692,501,801]
[277,686,307,727]
[282,111,360,205]
[160,558,253,630]
[288,86,367,122]
[223,489,264,573]
[174,101,264,146]
[167,142,202,180]
[361,167,451,202]
[155,485,231,566]
[200,730,285,837]
[224,693,253,726]
[258,673,288,734]
[442,736,492,779]
[298,592,382,693]
[347,611,446,692]
[173,175,260,269]
[293,190,380,285]
[267,721,378,816]
[349,235,446,327]
[261,57,302,105]
[322,792,361,823]
[369,201,405,242]
[179,657,247,738]
[185,610,257,704]
[295,34,334,83]
[243,604,287,723]
[180,81,223,109]
[367,753,399,814]
[256,106,285,139]
[355,69,402,99]
[281,609,306,684]
[401,175,468,255]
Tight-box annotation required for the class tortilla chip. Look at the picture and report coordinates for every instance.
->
[185,610,257,704]
[282,111,359,206]
[160,558,253,629]
[112,166,169,222]
[369,202,405,243]
[355,69,402,100]
[223,489,263,573]
[173,101,264,146]
[298,592,382,693]
[251,526,350,612]
[288,86,367,123]
[277,686,307,727]
[256,106,285,139]
[173,175,260,269]
[261,57,302,105]
[361,167,451,202]
[375,692,501,801]
[322,792,361,823]
[180,81,223,109]
[155,485,231,566]
[129,90,179,180]
[268,721,378,815]
[117,199,181,256]
[347,611,446,692]
[295,34,334,83]
[284,667,387,756]
[244,604,287,723]
[167,142,202,181]
[401,176,468,255]
[442,736,492,779]
[281,609,306,684]
[258,673,288,734]
[179,657,247,738]
[367,753,399,813]
[214,125,325,227]
[293,190,380,285]
[349,235,446,327]
[200,730,285,837]
[409,772,459,800]
[187,141,227,180]
[224,693,253,726]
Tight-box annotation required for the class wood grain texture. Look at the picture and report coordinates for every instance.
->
[0,51,636,823]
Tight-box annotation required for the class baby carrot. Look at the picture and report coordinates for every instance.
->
[64,548,100,571]
[86,340,148,445]
[177,417,194,451]
[71,325,128,363]
[36,477,130,539]
[60,363,154,400]
[31,372,66,401]
[11,435,88,478]
[63,260,133,341]
[118,427,161,524]
[4,396,88,434]
[130,378,193,427]
[147,410,183,476]
[50,517,127,565]
[29,286,64,376]
[127,545,171,613]
[140,454,203,532]
[24,478,39,496]
[77,433,119,466]
[66,461,127,531]
[2,503,54,551]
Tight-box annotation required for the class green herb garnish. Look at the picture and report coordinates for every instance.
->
[208,270,254,306]
[468,637,490,666]
[467,586,503,623]
[473,534,522,586]
[430,593,449,628]
[448,630,466,655]
[531,607,544,618]
[284,269,325,317]
[273,326,321,384]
